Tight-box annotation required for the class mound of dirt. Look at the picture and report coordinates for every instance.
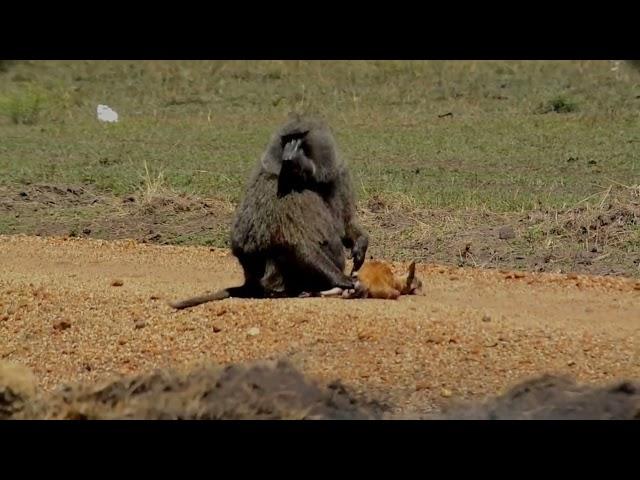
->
[10,184,104,208]
[135,193,227,214]
[438,375,640,420]
[6,360,385,420]
[357,187,640,278]
[3,358,639,420]
[0,362,38,419]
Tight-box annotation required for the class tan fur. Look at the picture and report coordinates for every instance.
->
[354,260,422,300]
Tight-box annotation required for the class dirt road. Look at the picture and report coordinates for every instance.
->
[1,235,639,415]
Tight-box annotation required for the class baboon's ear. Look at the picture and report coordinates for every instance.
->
[261,142,283,176]
[262,155,282,175]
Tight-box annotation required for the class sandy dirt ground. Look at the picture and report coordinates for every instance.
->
[1,235,639,416]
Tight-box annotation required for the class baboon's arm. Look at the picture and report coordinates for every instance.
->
[345,221,369,272]
[331,169,369,272]
[296,247,355,290]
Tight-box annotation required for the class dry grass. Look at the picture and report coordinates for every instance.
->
[139,160,168,204]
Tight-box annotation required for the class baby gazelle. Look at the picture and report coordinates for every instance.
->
[315,260,423,300]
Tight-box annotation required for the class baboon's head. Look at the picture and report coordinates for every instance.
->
[261,114,343,184]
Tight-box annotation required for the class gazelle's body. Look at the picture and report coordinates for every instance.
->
[316,260,423,300]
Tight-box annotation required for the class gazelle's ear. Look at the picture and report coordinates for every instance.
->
[404,261,416,290]
[407,261,416,279]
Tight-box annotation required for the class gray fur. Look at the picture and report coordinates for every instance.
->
[171,114,368,310]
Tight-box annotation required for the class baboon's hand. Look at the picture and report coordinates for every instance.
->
[283,139,302,161]
[351,242,368,273]
[351,248,365,272]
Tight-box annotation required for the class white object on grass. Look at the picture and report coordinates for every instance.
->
[97,104,119,123]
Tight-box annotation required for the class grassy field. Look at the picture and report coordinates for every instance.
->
[0,60,639,276]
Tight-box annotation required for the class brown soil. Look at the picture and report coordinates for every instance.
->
[1,235,639,417]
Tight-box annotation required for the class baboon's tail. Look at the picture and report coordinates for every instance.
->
[169,285,258,310]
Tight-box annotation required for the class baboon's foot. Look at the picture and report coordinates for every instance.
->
[341,288,358,299]
[319,287,345,298]
[341,281,367,299]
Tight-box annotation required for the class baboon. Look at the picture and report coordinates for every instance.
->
[170,115,369,309]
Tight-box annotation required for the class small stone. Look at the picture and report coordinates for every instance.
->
[149,295,160,300]
[111,280,124,287]
[498,225,516,240]
[482,314,491,322]
[118,338,127,345]
[358,331,375,341]
[567,360,576,367]
[82,228,91,235]
[247,327,260,337]
[53,320,71,331]
[440,388,453,398]
[415,381,430,391]
[134,320,146,330]
[212,325,222,333]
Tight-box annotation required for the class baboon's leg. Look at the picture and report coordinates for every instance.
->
[260,259,286,295]
[289,245,354,291]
